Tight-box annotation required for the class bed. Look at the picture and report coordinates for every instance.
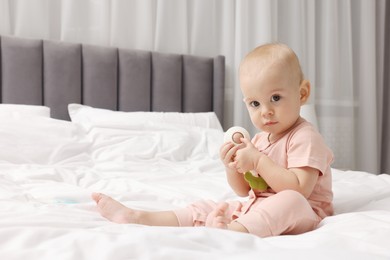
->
[1,35,389,260]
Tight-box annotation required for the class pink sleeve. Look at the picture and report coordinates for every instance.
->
[287,126,333,175]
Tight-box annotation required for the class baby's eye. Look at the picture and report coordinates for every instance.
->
[249,101,260,107]
[271,95,281,102]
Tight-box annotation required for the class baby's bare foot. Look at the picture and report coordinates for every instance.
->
[92,192,138,224]
[206,202,230,229]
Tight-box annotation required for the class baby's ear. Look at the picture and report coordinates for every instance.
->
[299,80,311,104]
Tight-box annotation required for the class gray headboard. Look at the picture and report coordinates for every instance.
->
[0,35,225,123]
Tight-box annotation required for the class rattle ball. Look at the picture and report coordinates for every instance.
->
[224,126,251,145]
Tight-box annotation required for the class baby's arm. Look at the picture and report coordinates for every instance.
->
[220,142,251,197]
[256,157,319,198]
[234,138,319,198]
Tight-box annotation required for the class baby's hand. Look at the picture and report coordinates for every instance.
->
[233,138,263,173]
[219,142,242,170]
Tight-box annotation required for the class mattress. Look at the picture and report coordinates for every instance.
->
[0,104,389,260]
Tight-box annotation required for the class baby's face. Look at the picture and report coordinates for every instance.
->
[240,63,302,136]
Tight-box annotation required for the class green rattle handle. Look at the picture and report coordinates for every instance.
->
[244,171,269,191]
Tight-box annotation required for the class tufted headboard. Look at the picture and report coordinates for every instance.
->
[0,35,225,123]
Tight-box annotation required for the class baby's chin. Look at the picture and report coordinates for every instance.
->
[259,124,276,133]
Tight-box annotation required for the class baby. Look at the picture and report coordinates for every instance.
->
[92,43,334,237]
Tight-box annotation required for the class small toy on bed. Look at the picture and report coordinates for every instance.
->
[224,126,269,191]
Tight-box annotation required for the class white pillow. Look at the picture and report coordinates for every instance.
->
[67,104,224,161]
[0,104,50,118]
[0,116,90,165]
[68,103,223,131]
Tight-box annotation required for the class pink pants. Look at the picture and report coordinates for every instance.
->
[174,190,322,237]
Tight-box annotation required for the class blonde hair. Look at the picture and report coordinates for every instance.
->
[239,43,304,85]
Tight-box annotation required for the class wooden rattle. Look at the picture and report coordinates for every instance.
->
[224,126,269,191]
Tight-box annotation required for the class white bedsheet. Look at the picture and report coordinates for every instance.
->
[0,117,389,260]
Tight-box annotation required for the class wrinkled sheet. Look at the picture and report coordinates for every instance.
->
[0,117,389,260]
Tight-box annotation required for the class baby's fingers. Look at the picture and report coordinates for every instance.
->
[221,143,240,162]
[228,160,238,169]
[220,142,234,158]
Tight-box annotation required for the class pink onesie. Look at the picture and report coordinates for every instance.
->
[174,117,334,237]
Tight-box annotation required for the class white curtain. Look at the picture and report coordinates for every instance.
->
[0,0,385,174]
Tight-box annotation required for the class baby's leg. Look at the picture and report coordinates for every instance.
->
[92,193,180,226]
[235,190,322,237]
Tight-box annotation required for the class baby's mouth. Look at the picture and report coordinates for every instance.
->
[264,121,277,126]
